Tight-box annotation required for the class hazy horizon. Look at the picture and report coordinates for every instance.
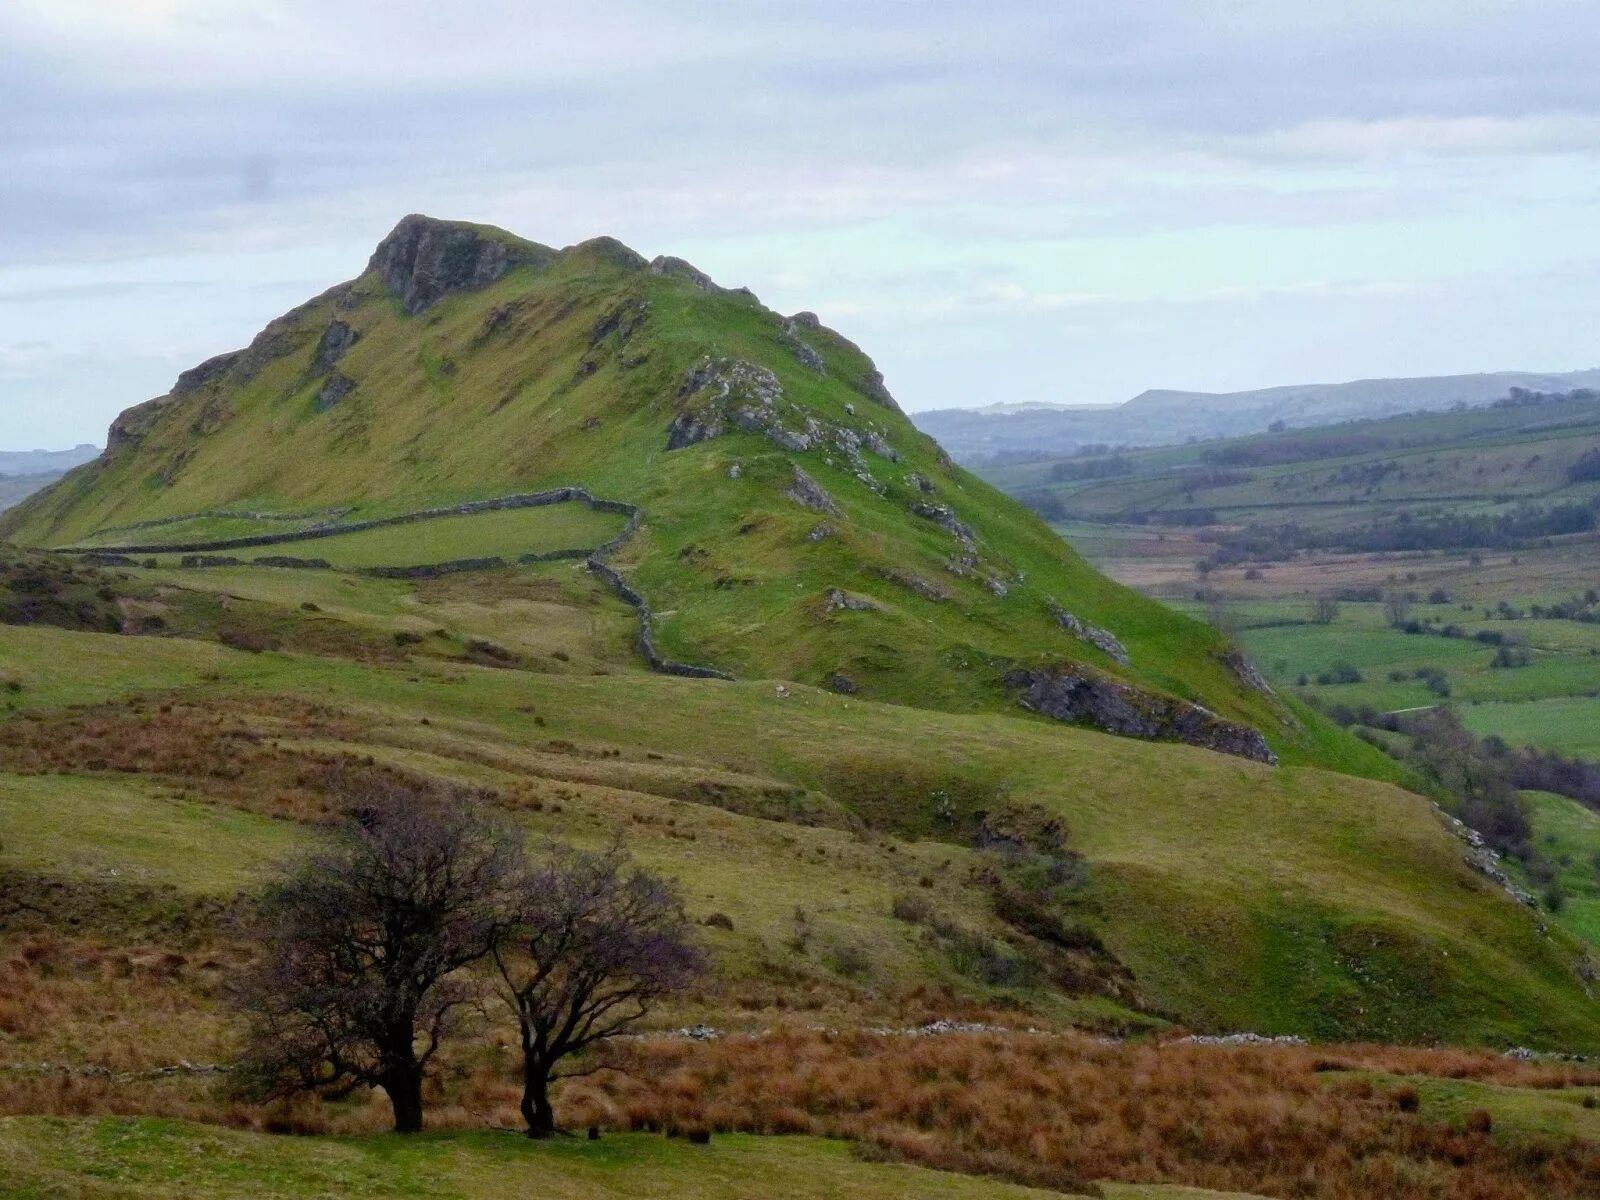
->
[6,2,1600,447]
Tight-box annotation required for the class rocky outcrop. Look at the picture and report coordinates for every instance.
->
[173,351,243,395]
[824,588,879,613]
[588,298,649,348]
[1047,600,1130,666]
[781,319,826,372]
[786,466,841,516]
[1223,649,1276,698]
[314,320,359,370]
[649,255,717,291]
[369,215,548,314]
[910,501,976,545]
[106,396,178,452]
[860,367,901,413]
[1004,665,1277,764]
[665,357,891,494]
[315,372,355,413]
[880,567,950,602]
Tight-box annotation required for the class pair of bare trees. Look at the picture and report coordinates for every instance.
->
[233,784,703,1136]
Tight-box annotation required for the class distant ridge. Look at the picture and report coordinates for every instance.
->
[915,369,1600,461]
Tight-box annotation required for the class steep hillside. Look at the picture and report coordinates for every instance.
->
[3,215,1294,761]
[5,217,1597,1063]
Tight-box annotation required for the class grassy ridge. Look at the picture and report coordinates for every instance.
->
[0,601,1595,1047]
[0,217,1294,749]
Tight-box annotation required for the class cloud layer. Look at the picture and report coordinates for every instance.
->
[4,1,1599,446]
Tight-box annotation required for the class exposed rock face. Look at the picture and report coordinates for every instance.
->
[786,466,841,515]
[861,367,902,413]
[805,522,837,542]
[649,255,717,291]
[782,319,825,372]
[106,396,177,451]
[1047,600,1130,666]
[314,320,359,370]
[1005,665,1277,764]
[588,298,649,348]
[368,214,538,314]
[824,587,879,613]
[1223,649,1276,698]
[173,351,243,395]
[881,566,950,602]
[910,501,976,545]
[315,372,356,413]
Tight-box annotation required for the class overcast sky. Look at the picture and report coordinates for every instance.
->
[5,0,1600,448]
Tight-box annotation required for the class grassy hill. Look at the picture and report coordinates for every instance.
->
[3,217,1600,1197]
[2,215,1293,760]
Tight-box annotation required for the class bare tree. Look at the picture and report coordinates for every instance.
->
[1383,589,1413,629]
[493,842,704,1138]
[234,782,523,1132]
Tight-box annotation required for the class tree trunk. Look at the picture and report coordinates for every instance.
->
[386,1066,425,1134]
[521,1058,556,1138]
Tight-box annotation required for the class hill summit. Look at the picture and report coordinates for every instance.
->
[6,215,1292,757]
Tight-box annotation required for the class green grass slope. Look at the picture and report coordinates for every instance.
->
[0,1117,1271,1200]
[0,214,1289,750]
[1,600,1596,1047]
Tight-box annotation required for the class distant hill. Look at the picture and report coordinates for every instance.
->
[0,444,100,515]
[0,444,99,476]
[916,370,1600,462]
[979,386,1600,544]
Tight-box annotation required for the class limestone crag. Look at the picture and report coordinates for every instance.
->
[368,214,549,315]
[313,320,360,370]
[786,466,841,516]
[315,372,356,413]
[1005,664,1277,764]
[106,396,178,452]
[1047,600,1130,666]
[668,356,902,496]
[824,588,880,613]
[649,255,717,291]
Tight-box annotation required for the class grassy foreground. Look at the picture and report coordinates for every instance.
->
[0,1117,1261,1200]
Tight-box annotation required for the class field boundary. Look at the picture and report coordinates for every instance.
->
[61,489,734,683]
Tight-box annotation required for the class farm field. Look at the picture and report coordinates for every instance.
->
[71,503,627,570]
